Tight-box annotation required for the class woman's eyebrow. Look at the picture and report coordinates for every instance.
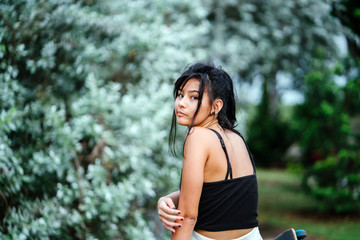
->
[178,88,199,93]
[187,90,200,93]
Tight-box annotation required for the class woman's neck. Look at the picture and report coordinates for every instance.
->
[196,119,220,129]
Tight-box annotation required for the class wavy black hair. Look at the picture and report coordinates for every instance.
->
[169,63,238,155]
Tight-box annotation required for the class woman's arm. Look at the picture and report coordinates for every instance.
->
[171,128,209,240]
[158,191,182,233]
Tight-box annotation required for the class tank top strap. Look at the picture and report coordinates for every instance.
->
[208,129,233,180]
[231,130,256,173]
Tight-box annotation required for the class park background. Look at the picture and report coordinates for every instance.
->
[0,0,359,239]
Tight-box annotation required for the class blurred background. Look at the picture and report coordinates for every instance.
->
[0,0,359,239]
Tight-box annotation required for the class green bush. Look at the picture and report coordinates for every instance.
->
[304,149,360,213]
[296,52,360,214]
[293,51,350,166]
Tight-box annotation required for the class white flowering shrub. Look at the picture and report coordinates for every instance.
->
[0,0,209,239]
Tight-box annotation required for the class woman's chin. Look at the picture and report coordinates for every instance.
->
[176,120,190,127]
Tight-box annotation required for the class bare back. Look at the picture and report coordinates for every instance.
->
[198,128,256,239]
[203,129,254,183]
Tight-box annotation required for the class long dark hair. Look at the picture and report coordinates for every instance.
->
[169,63,238,155]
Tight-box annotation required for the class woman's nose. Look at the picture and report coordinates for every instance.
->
[178,97,186,108]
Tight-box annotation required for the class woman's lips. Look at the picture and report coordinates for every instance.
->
[177,111,186,117]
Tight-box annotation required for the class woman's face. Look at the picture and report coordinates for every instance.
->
[174,78,212,127]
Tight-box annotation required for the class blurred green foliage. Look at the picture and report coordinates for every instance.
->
[295,53,360,213]
[246,80,294,167]
[295,0,360,214]
[304,149,360,213]
[246,0,360,214]
[241,0,341,168]
[294,50,351,166]
[258,169,360,240]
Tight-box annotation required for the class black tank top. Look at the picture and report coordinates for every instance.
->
[194,129,259,231]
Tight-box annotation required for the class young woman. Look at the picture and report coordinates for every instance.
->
[157,63,262,240]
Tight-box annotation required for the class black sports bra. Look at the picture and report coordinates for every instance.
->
[194,129,259,231]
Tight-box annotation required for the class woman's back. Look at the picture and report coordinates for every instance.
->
[192,127,259,239]
[203,128,254,183]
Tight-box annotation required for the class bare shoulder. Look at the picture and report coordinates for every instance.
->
[187,127,216,141]
[184,127,217,151]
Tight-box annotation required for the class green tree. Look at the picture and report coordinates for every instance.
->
[207,0,341,107]
[296,0,360,214]
[294,51,350,166]
[295,51,360,214]
[246,80,294,167]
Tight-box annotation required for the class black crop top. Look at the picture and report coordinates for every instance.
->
[194,129,259,231]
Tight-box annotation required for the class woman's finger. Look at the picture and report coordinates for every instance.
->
[162,197,176,209]
[158,206,182,217]
[159,216,183,228]
[158,210,184,222]
[159,199,181,215]
[162,222,175,233]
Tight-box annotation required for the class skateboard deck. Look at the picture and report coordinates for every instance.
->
[274,228,307,240]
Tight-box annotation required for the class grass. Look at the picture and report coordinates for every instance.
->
[257,169,360,240]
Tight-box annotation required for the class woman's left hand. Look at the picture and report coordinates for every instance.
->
[157,196,183,233]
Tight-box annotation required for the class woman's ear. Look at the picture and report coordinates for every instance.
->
[213,98,223,115]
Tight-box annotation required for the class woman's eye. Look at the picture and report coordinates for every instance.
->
[191,96,198,100]
[177,93,183,98]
